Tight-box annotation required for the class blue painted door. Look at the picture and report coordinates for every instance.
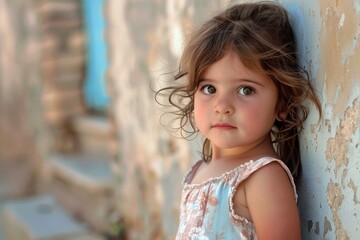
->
[82,0,109,111]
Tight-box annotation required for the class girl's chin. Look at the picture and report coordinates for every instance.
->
[211,142,242,150]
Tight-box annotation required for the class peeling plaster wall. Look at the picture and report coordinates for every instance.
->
[106,0,360,239]
[279,0,360,239]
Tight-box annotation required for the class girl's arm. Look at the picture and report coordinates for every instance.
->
[245,162,301,240]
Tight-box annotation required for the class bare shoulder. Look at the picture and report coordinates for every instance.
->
[246,161,295,193]
[244,161,301,240]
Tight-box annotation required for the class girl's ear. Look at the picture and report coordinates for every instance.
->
[276,111,287,122]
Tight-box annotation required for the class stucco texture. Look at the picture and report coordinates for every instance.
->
[106,0,360,239]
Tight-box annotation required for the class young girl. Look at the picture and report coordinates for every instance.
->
[157,1,321,239]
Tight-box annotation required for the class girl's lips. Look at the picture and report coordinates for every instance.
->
[212,123,237,130]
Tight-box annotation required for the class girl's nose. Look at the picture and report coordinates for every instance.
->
[214,95,234,115]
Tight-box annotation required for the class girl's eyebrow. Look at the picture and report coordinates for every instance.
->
[200,77,265,87]
[239,79,265,87]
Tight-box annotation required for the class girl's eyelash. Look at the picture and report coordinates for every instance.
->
[198,83,255,96]
[201,84,216,94]
[238,86,255,95]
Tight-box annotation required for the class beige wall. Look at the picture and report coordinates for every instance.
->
[106,2,215,238]
[106,0,360,239]
[0,0,45,199]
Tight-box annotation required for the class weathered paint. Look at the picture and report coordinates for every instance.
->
[326,99,359,175]
[281,0,360,239]
[106,0,360,238]
[82,0,110,110]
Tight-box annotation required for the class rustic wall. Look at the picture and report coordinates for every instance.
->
[106,1,222,238]
[106,0,360,239]
[282,0,360,239]
[38,0,87,153]
[0,0,45,199]
[0,0,87,198]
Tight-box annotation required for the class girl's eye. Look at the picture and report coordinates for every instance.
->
[238,86,255,96]
[201,85,216,94]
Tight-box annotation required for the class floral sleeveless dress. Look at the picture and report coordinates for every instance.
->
[175,157,297,240]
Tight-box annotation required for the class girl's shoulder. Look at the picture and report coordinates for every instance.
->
[242,157,297,200]
[241,158,301,238]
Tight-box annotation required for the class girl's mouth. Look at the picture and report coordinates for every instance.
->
[212,123,237,130]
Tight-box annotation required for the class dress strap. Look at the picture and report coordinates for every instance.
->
[235,157,297,200]
[229,157,298,223]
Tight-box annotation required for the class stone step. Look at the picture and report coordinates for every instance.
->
[48,153,116,233]
[72,115,118,156]
[1,195,104,240]
[73,115,114,140]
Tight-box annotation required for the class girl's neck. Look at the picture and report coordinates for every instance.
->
[211,135,278,162]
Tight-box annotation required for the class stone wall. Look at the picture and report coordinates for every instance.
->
[106,0,360,239]
[0,0,87,214]
[0,0,44,199]
[38,0,87,153]
[106,1,221,238]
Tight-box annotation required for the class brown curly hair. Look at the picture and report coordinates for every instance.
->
[156,1,321,180]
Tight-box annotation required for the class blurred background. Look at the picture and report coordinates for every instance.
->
[0,0,359,239]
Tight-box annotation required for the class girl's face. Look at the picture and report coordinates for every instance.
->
[194,52,281,156]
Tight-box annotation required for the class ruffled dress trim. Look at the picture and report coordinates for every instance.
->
[182,157,298,224]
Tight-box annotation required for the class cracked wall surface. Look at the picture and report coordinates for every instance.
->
[288,0,360,239]
[106,0,360,238]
